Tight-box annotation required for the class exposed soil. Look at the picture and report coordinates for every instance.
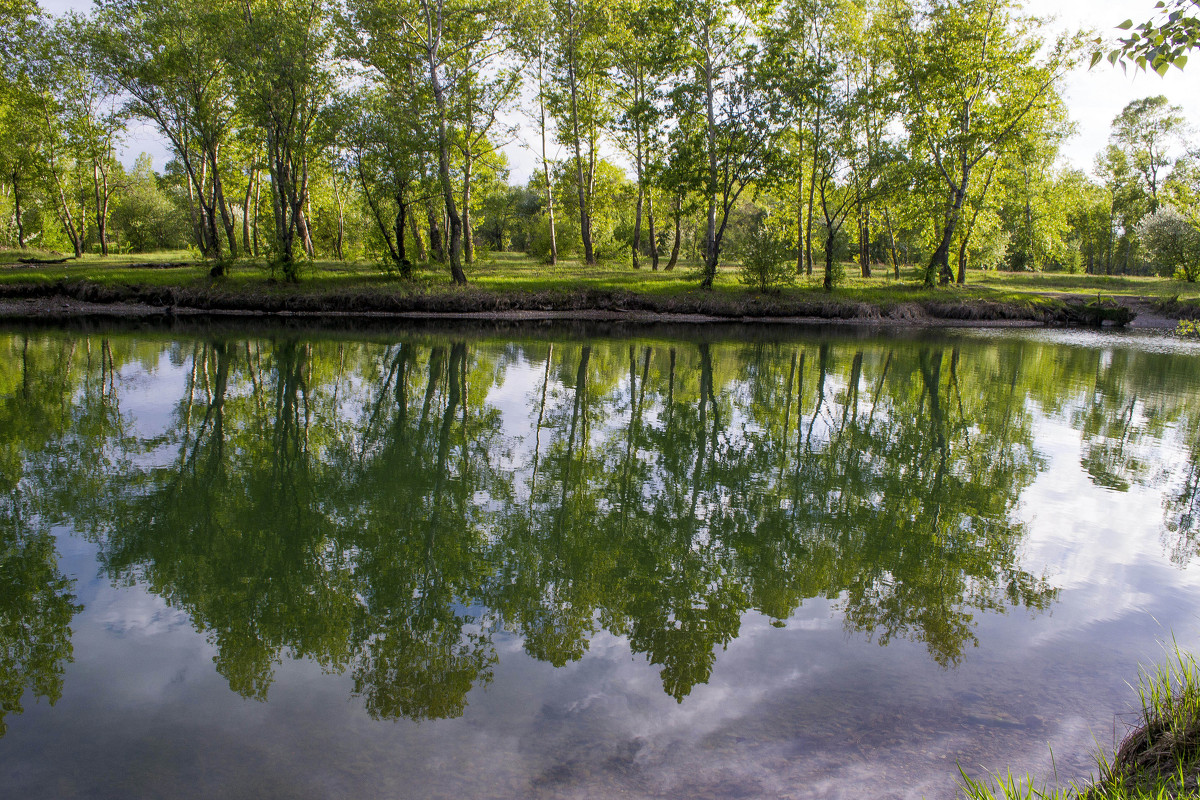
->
[0,278,1178,330]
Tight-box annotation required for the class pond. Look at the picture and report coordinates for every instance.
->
[1,322,1199,799]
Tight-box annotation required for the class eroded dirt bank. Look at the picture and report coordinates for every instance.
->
[0,280,1176,329]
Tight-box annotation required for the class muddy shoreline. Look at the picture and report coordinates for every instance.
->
[0,281,1182,330]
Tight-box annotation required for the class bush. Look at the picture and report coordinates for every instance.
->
[526,216,576,263]
[737,224,794,293]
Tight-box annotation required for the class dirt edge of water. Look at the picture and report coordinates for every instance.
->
[0,281,1179,329]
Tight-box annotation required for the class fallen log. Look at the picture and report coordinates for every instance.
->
[14,256,71,265]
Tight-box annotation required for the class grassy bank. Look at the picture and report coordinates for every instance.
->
[960,647,1200,799]
[0,249,1193,323]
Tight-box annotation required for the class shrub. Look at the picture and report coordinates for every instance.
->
[737,224,794,293]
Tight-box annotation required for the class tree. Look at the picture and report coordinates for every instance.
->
[672,0,783,288]
[758,0,833,276]
[0,81,42,250]
[811,71,872,291]
[995,93,1072,273]
[610,0,672,270]
[231,0,335,279]
[53,13,127,256]
[1109,96,1185,214]
[0,0,40,249]
[338,88,431,278]
[344,0,514,285]
[887,0,1080,286]
[451,48,519,266]
[24,19,96,258]
[1137,206,1200,281]
[545,0,613,266]
[736,214,792,291]
[93,0,240,263]
[108,153,191,251]
[1094,144,1147,274]
[511,0,562,263]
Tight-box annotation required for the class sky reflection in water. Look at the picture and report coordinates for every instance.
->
[1,325,1199,799]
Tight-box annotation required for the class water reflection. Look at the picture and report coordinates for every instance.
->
[0,336,84,736]
[3,329,1200,730]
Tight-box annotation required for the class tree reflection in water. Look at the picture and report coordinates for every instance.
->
[4,329,1200,726]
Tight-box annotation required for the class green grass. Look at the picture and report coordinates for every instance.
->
[2,248,1198,311]
[958,645,1200,800]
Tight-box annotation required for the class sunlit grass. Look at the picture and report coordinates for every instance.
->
[1,247,1198,307]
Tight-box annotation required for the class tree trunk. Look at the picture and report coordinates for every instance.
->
[409,207,427,261]
[93,161,110,256]
[266,130,295,270]
[805,105,821,277]
[796,152,805,275]
[538,53,558,265]
[632,183,643,269]
[666,193,682,271]
[647,188,658,271]
[957,233,968,285]
[926,182,967,287]
[332,171,345,260]
[199,156,221,258]
[1105,198,1114,275]
[252,171,261,257]
[299,176,315,258]
[11,171,25,248]
[566,5,595,267]
[701,31,719,289]
[297,207,314,259]
[824,230,836,291]
[429,44,467,285]
[211,151,239,257]
[394,194,411,278]
[185,175,203,255]
[882,206,900,279]
[242,168,255,257]
[48,158,83,258]
[357,159,401,266]
[463,151,474,265]
[632,124,644,270]
[427,202,445,262]
[859,205,871,278]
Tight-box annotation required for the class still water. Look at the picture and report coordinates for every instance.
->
[1,323,1200,799]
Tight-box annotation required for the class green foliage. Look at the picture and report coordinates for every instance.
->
[736,220,793,292]
[1102,0,1200,75]
[1136,207,1200,281]
[107,153,189,252]
[0,0,1192,292]
[1175,319,1200,337]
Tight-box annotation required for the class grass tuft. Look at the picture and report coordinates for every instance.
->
[959,643,1200,800]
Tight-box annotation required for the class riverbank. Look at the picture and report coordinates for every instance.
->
[0,277,1172,328]
[1,251,1194,328]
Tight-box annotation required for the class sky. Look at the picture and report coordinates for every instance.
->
[33,0,1200,184]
